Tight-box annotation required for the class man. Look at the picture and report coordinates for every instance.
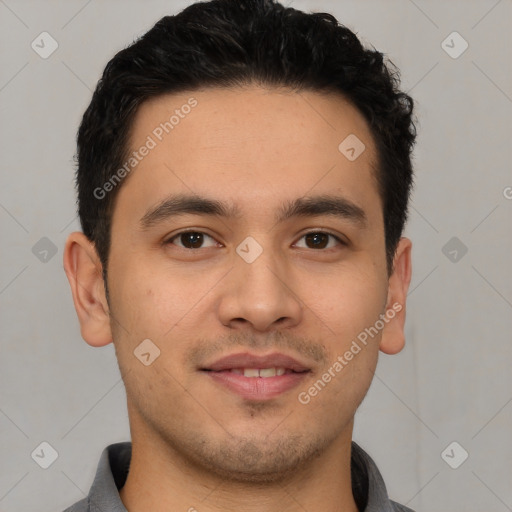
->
[62,0,416,510]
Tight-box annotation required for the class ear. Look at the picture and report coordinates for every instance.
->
[379,237,412,355]
[63,232,113,347]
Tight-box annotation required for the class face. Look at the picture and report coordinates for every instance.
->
[66,86,411,483]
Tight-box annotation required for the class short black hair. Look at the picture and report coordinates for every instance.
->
[76,0,416,278]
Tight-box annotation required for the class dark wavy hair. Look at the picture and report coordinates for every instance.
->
[76,0,416,278]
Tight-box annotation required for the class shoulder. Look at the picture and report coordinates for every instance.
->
[61,496,89,512]
[390,500,416,512]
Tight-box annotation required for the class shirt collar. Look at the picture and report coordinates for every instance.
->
[84,441,409,512]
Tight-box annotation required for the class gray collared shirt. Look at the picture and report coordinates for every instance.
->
[63,441,415,512]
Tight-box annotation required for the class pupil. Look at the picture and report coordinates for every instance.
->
[183,232,203,248]
[306,233,327,249]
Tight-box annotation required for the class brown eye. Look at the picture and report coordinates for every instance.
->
[167,231,217,249]
[295,231,344,250]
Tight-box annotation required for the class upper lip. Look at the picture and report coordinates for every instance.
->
[201,352,311,372]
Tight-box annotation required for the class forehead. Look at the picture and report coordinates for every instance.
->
[114,86,381,229]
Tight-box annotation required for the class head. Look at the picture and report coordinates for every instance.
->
[64,0,415,482]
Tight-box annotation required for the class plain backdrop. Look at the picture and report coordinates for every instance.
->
[0,1,511,511]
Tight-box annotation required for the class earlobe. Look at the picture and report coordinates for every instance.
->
[379,237,412,355]
[63,232,113,347]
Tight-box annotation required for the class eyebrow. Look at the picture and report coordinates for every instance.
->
[139,193,368,230]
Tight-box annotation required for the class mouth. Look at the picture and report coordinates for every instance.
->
[199,352,312,401]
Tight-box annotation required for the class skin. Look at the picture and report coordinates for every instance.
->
[64,86,412,512]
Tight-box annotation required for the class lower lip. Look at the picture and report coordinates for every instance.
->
[203,370,310,400]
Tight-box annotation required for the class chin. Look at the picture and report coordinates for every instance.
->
[180,430,332,484]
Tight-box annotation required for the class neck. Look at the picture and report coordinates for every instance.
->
[119,416,359,512]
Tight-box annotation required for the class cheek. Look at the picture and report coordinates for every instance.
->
[300,266,385,399]
[304,265,387,343]
[108,257,191,337]
[108,262,224,377]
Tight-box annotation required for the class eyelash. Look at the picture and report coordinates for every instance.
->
[164,230,347,251]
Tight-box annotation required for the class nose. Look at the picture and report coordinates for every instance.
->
[218,248,303,332]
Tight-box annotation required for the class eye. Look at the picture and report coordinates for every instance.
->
[294,231,345,250]
[166,231,219,249]
[164,230,346,251]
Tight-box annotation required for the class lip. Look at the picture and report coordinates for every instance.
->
[200,352,311,401]
[201,352,311,373]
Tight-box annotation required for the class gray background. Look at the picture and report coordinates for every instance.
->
[1,0,511,511]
